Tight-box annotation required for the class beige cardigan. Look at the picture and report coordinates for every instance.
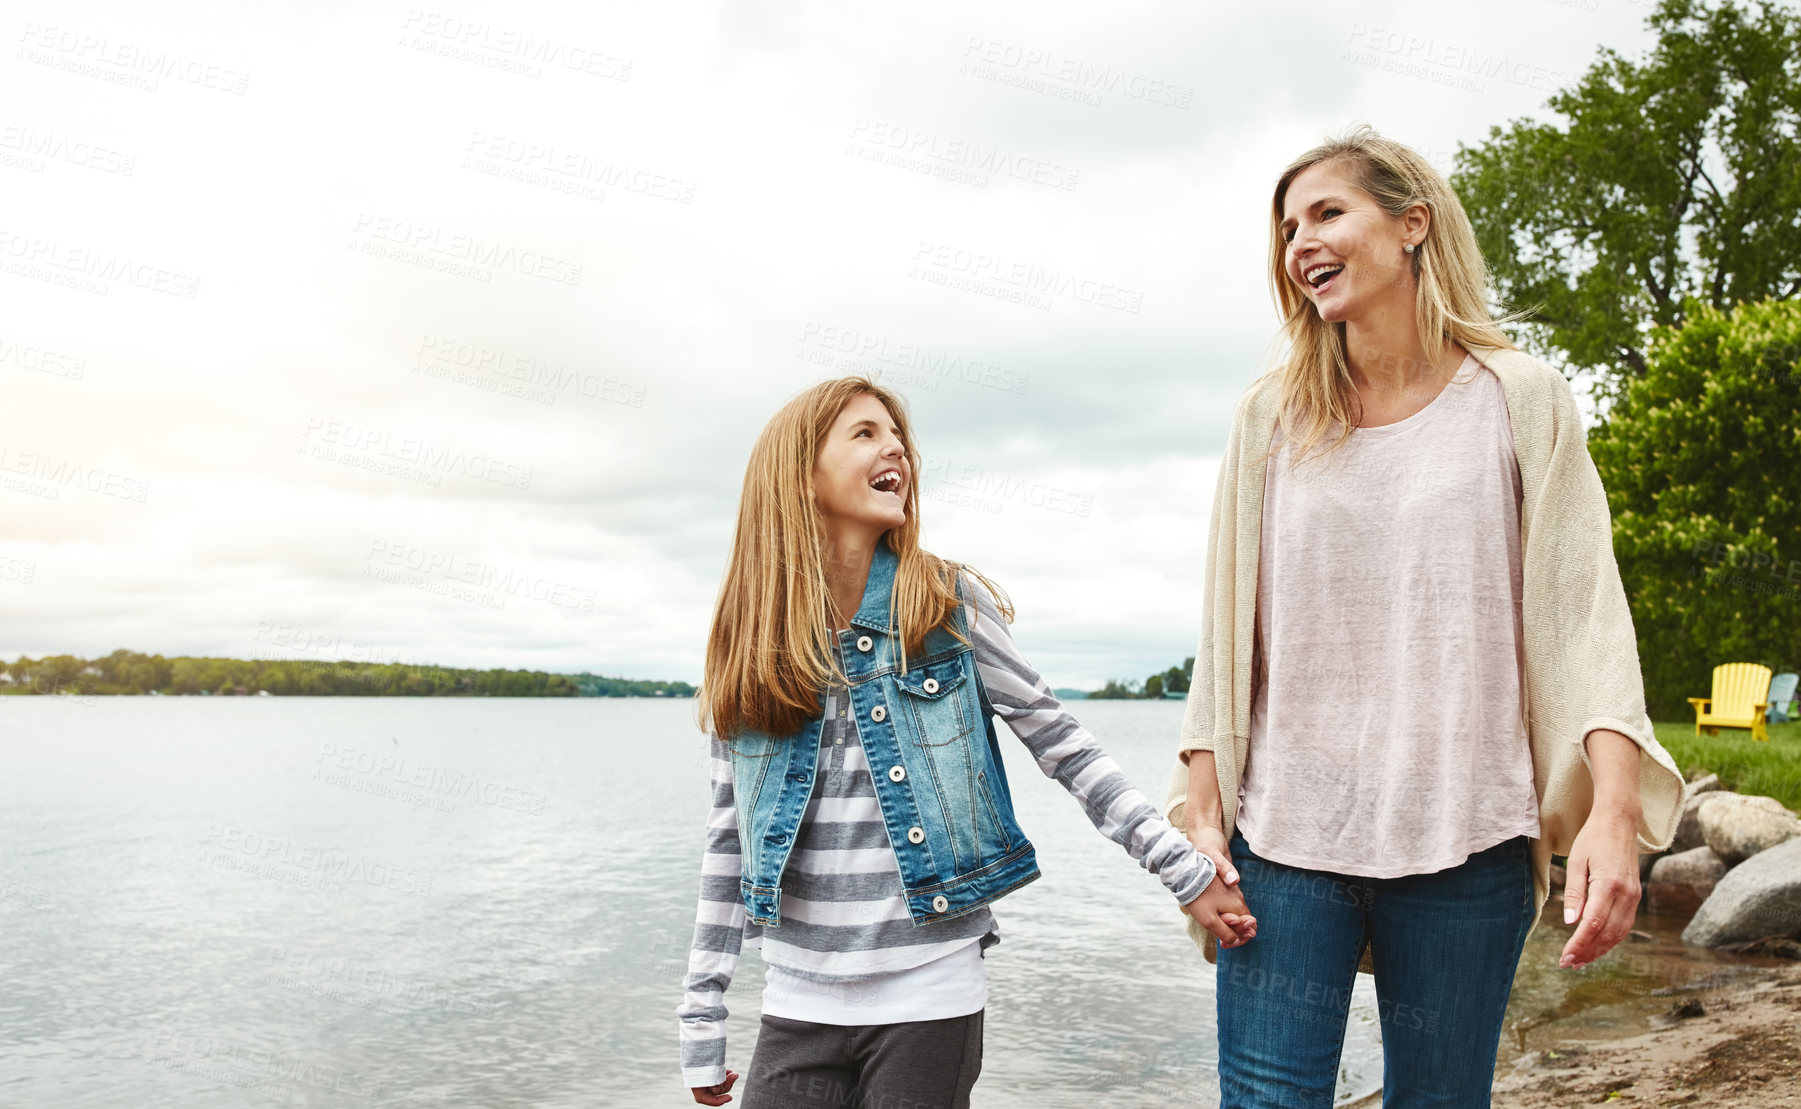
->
[1164,344,1685,959]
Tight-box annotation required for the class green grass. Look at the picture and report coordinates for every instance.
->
[1654,718,1801,811]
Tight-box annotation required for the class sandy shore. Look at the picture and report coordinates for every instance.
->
[1490,963,1801,1107]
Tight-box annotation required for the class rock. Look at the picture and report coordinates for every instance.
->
[1668,998,1706,1019]
[1698,793,1801,864]
[1682,837,1801,948]
[1716,935,1801,959]
[1669,783,1729,854]
[1648,846,1730,914]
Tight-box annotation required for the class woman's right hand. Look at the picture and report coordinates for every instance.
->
[692,1070,740,1105]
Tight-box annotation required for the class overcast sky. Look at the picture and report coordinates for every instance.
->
[0,0,1658,689]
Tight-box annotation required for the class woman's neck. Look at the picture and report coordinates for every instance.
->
[1354,309,1462,396]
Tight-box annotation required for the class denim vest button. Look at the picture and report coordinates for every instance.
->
[855,635,873,652]
[922,678,939,694]
[870,705,887,723]
[931,895,949,913]
[907,826,924,844]
[768,833,787,845]
[888,765,906,783]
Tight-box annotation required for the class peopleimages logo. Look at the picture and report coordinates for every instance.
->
[958,37,1193,109]
[132,1029,382,1102]
[0,335,86,379]
[200,823,433,895]
[298,416,534,489]
[846,118,1079,191]
[0,444,149,502]
[1341,24,1580,94]
[399,9,633,81]
[0,228,199,298]
[412,335,647,408]
[362,538,599,613]
[313,742,549,815]
[349,212,583,286]
[910,239,1143,314]
[0,123,136,176]
[14,22,251,94]
[795,322,1029,396]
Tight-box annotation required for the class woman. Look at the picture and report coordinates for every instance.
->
[678,378,1253,1108]
[1165,127,1685,1106]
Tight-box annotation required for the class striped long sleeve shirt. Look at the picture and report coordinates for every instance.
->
[678,572,1214,1087]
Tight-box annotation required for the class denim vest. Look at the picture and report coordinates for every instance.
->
[722,544,1040,927]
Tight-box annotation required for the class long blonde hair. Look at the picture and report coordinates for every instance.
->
[700,376,1012,740]
[1261,125,1522,465]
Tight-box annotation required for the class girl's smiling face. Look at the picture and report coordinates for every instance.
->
[1280,159,1420,324]
[811,393,910,535]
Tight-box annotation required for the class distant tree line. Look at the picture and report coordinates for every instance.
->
[1090,656,1193,700]
[0,649,696,698]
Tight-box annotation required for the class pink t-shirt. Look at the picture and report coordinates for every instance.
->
[1236,355,1542,878]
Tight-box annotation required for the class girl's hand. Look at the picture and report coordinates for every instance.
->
[1559,804,1641,969]
[692,1070,740,1106]
[1184,870,1256,948]
[1220,911,1258,944]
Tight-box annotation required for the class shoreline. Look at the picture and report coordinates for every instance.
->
[1492,962,1801,1106]
[1340,902,1800,1107]
[1344,963,1800,1107]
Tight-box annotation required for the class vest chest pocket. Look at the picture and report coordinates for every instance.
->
[895,659,974,747]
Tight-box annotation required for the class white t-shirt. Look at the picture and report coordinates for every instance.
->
[760,939,986,1025]
[1236,355,1542,877]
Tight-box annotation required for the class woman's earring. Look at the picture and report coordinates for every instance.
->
[1403,242,1415,254]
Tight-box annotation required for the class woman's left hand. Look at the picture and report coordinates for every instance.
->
[1559,802,1642,969]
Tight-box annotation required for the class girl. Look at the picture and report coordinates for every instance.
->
[678,377,1254,1108]
[1165,126,1685,1106]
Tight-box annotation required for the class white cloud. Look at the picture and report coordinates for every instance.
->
[0,0,1656,686]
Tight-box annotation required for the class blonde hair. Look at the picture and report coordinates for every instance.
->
[1260,125,1521,466]
[700,376,1013,740]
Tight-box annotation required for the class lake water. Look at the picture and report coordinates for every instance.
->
[1,697,1768,1108]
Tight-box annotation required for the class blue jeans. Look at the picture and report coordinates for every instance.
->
[1216,830,1536,1108]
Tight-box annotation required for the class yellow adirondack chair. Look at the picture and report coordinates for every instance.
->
[1688,662,1774,742]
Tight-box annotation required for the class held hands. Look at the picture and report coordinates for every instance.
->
[691,1070,740,1106]
[1184,825,1256,948]
[1559,802,1642,969]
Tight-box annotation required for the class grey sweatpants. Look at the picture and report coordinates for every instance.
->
[739,1010,984,1109]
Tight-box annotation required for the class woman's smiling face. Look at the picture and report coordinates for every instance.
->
[811,392,910,535]
[1280,159,1417,325]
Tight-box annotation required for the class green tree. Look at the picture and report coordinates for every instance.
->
[1089,678,1141,700]
[1588,298,1800,718]
[1453,0,1801,402]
